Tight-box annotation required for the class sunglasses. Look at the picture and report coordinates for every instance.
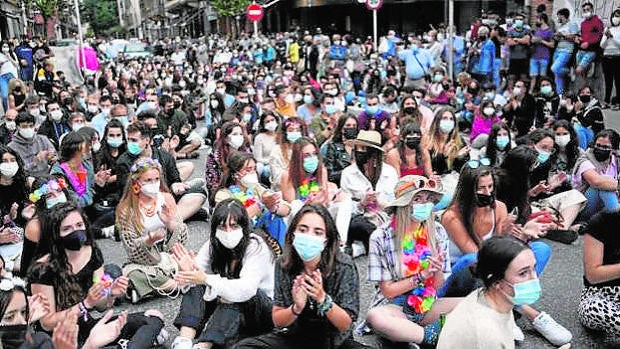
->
[467,157,491,169]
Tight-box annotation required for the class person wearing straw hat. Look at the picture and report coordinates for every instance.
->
[365,175,460,347]
[340,130,398,256]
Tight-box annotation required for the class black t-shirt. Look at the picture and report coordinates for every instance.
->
[584,211,620,287]
[28,246,104,309]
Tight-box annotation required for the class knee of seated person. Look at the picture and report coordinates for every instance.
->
[366,307,389,329]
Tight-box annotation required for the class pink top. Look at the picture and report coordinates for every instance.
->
[470,113,500,142]
[573,155,618,192]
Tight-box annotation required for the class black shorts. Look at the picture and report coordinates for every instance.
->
[509,58,529,77]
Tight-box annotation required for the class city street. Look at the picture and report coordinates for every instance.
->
[95,107,620,349]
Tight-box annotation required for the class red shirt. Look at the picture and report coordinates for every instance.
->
[581,16,604,51]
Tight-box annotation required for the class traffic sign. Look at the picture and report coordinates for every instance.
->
[247,3,264,22]
[366,0,383,10]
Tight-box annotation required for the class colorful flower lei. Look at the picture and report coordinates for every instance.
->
[298,177,320,202]
[229,185,258,208]
[29,178,68,203]
[399,221,437,315]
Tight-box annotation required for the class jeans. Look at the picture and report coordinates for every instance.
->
[582,187,620,217]
[80,312,164,348]
[573,123,594,150]
[0,72,14,112]
[439,240,552,297]
[576,50,596,69]
[530,58,549,77]
[551,50,572,96]
[174,285,274,347]
[493,58,502,88]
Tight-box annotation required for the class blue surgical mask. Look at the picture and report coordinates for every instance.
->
[303,155,319,173]
[303,95,314,105]
[107,136,123,148]
[535,147,551,164]
[540,85,553,95]
[433,74,443,82]
[127,141,143,156]
[496,135,510,149]
[286,131,302,143]
[292,232,325,262]
[46,192,67,209]
[439,119,455,134]
[366,105,380,116]
[410,202,434,222]
[503,278,541,306]
[324,104,336,115]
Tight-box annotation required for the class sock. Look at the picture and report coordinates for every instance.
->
[422,314,446,346]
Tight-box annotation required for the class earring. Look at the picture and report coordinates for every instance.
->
[132,183,140,195]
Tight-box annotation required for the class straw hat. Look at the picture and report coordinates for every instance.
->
[387,175,443,207]
[347,130,384,151]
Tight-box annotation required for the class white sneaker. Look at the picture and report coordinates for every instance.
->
[101,226,115,239]
[155,328,169,346]
[532,311,572,346]
[513,322,525,341]
[185,178,206,190]
[171,336,193,349]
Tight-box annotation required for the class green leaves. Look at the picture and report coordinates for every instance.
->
[210,0,251,17]
[80,0,118,36]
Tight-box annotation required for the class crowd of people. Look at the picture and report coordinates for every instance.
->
[0,3,618,348]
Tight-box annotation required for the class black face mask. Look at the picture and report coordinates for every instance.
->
[174,101,181,109]
[343,128,359,140]
[405,137,421,150]
[475,193,495,207]
[0,324,29,349]
[60,230,87,251]
[355,151,370,166]
[166,108,175,117]
[579,95,591,104]
[593,147,612,162]
[403,106,416,115]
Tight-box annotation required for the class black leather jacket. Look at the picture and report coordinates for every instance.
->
[325,141,352,184]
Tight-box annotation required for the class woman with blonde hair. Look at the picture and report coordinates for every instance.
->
[116,157,188,303]
[366,175,460,347]
[424,107,471,209]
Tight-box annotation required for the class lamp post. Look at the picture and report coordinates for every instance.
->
[73,0,87,81]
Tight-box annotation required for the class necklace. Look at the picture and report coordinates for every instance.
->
[398,220,437,315]
[141,201,157,217]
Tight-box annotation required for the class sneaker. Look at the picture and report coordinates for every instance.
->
[185,178,206,190]
[171,336,193,349]
[532,311,573,346]
[513,322,525,341]
[544,229,578,244]
[101,226,115,239]
[155,329,169,346]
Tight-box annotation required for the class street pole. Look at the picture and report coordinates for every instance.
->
[448,0,453,79]
[203,0,210,36]
[373,9,377,51]
[73,0,87,81]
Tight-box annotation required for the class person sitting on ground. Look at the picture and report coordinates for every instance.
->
[8,112,57,180]
[170,198,279,349]
[116,157,188,303]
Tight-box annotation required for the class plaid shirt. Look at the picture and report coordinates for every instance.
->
[368,219,451,306]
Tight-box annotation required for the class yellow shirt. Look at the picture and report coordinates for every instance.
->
[289,42,300,63]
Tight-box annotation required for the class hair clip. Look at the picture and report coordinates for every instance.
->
[0,276,26,291]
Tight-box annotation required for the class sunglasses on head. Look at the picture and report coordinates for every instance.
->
[467,157,491,169]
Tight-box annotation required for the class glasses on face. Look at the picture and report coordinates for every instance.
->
[467,157,491,169]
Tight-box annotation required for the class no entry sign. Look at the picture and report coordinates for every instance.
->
[247,3,264,22]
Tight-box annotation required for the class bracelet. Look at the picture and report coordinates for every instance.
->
[317,294,333,316]
[78,301,89,321]
[291,304,301,316]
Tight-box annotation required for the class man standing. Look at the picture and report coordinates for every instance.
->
[575,2,604,76]
[14,36,33,82]
[398,37,436,90]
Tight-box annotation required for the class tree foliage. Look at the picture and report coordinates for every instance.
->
[210,0,250,17]
[80,0,118,36]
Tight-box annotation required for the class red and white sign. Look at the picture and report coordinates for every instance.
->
[366,0,383,10]
[247,3,264,22]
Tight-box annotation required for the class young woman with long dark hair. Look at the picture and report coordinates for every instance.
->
[235,204,368,349]
[386,122,433,178]
[324,114,358,184]
[170,198,278,348]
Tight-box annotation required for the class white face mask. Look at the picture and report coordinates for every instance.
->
[92,141,101,152]
[141,181,160,197]
[228,134,244,149]
[101,107,111,115]
[72,123,84,132]
[210,100,219,108]
[265,121,278,131]
[285,94,295,104]
[0,162,19,178]
[29,109,40,118]
[87,105,99,114]
[217,88,226,95]
[555,134,570,148]
[18,127,35,139]
[216,228,244,249]
[50,110,63,121]
[4,121,15,131]
[483,107,495,116]
[240,172,259,187]
[613,17,620,26]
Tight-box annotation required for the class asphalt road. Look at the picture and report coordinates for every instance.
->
[95,140,619,349]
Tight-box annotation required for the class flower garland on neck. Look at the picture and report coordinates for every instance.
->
[229,185,257,208]
[396,218,437,315]
[298,177,320,202]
